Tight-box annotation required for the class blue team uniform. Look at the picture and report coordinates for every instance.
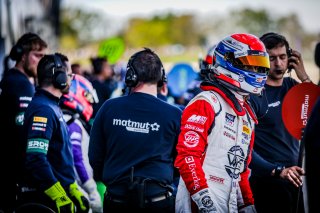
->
[249,78,299,175]
[22,89,75,191]
[89,92,182,196]
[0,68,35,211]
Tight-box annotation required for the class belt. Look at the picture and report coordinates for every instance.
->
[108,191,172,204]
[147,192,172,203]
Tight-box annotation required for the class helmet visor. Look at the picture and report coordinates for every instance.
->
[237,50,270,69]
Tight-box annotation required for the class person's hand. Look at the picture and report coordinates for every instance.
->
[83,179,103,213]
[280,166,305,187]
[69,182,90,213]
[44,182,74,213]
[289,49,310,82]
[239,204,257,213]
[191,188,218,213]
[88,190,103,213]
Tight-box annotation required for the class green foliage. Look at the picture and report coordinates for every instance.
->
[124,13,201,48]
[59,6,318,62]
[230,8,274,36]
[60,7,111,47]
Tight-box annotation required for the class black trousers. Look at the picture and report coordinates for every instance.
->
[103,192,175,213]
[250,176,305,213]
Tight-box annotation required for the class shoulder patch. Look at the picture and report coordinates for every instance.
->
[33,116,48,123]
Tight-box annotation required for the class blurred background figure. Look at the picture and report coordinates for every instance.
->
[71,63,83,76]
[60,74,103,213]
[89,57,117,122]
[182,44,217,106]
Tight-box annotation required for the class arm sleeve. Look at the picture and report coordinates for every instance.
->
[249,150,276,177]
[69,122,91,184]
[25,109,58,190]
[174,99,215,195]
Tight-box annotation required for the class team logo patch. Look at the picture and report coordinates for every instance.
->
[185,156,201,190]
[183,131,200,147]
[243,125,250,135]
[113,119,160,133]
[19,96,32,101]
[187,114,207,125]
[256,76,265,83]
[209,175,224,184]
[211,96,218,103]
[184,124,204,133]
[32,121,47,132]
[15,112,24,126]
[27,138,49,154]
[223,131,236,141]
[238,74,245,82]
[32,127,46,131]
[185,156,195,163]
[19,103,29,108]
[33,116,47,123]
[201,195,215,209]
[225,113,235,127]
[225,145,245,179]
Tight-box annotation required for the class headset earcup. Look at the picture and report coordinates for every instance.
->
[53,70,68,89]
[125,68,138,88]
[157,67,166,87]
[9,44,23,61]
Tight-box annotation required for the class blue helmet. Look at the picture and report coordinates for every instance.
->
[212,33,270,95]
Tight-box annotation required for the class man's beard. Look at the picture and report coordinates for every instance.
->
[23,61,36,78]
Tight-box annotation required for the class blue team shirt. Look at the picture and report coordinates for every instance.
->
[89,92,182,186]
[23,89,75,190]
[0,69,35,171]
[249,78,300,176]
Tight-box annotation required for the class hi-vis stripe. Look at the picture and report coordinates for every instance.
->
[33,116,47,123]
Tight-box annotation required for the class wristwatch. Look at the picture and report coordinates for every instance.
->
[274,165,285,177]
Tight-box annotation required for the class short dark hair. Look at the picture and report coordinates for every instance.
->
[90,57,107,75]
[37,53,68,87]
[131,48,163,84]
[9,32,47,62]
[260,32,290,53]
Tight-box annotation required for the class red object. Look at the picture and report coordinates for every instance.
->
[282,82,320,140]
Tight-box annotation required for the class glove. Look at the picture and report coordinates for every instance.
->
[191,188,218,213]
[96,181,107,204]
[239,205,257,213]
[69,182,90,213]
[82,179,103,213]
[44,182,74,213]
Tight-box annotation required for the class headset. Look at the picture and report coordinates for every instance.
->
[125,50,166,88]
[9,33,41,61]
[52,54,68,90]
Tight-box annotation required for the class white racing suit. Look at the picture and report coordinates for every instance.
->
[175,83,257,213]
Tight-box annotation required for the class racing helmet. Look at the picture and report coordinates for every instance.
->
[61,74,99,122]
[211,33,270,95]
[200,44,217,76]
